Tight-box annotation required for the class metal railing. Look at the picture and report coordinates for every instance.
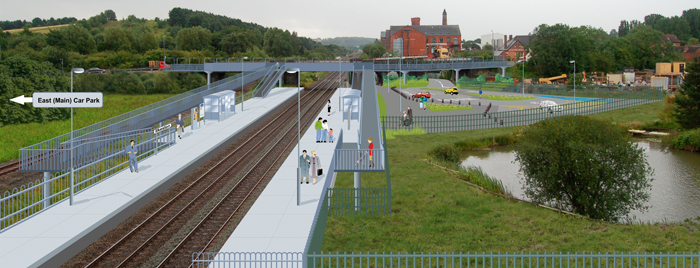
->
[326,188,390,216]
[383,91,664,134]
[2,127,176,232]
[18,65,273,172]
[192,252,303,268]
[305,252,700,268]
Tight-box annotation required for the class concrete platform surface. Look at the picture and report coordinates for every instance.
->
[216,88,360,254]
[0,87,299,268]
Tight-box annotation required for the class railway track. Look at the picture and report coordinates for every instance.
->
[0,160,19,178]
[80,72,341,267]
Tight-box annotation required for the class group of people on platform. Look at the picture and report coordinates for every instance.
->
[315,116,334,143]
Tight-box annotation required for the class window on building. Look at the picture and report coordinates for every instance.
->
[425,38,428,43]
[447,37,451,43]
[431,37,435,43]
[439,38,443,43]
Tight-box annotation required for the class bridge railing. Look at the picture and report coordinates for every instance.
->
[18,65,270,172]
[3,127,176,232]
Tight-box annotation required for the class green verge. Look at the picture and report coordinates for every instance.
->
[426,103,474,111]
[464,93,536,101]
[0,94,176,163]
[383,79,429,88]
[377,90,387,118]
[322,99,699,253]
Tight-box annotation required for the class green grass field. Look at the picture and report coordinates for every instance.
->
[383,79,430,88]
[457,82,513,92]
[0,94,176,163]
[377,91,387,118]
[321,99,699,253]
[464,93,536,101]
[426,103,474,111]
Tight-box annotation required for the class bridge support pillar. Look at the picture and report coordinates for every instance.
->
[206,71,212,89]
[44,172,51,208]
[402,71,408,84]
[354,172,361,211]
[454,69,461,84]
[500,67,506,77]
[279,77,282,88]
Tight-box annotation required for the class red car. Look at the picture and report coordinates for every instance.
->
[412,91,431,99]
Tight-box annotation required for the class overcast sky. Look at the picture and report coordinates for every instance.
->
[1,0,697,40]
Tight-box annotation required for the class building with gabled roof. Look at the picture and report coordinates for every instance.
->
[380,10,462,58]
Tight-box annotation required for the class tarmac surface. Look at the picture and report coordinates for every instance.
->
[381,79,578,116]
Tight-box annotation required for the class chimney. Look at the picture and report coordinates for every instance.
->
[411,17,420,26]
[442,9,447,25]
[509,35,513,42]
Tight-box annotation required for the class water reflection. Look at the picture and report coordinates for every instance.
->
[461,139,700,223]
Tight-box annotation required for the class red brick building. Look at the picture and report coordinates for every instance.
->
[499,35,531,61]
[380,10,462,58]
[662,34,681,47]
[675,45,700,61]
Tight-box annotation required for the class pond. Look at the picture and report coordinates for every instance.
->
[460,139,700,223]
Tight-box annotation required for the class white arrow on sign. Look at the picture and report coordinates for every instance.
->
[10,95,33,105]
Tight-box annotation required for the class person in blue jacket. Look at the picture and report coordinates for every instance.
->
[125,140,138,173]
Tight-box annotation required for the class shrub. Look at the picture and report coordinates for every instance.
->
[671,128,700,151]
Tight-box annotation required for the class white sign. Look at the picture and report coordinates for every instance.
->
[13,92,104,108]
[154,123,172,134]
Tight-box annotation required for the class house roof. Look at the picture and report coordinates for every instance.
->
[675,45,700,54]
[390,25,461,37]
[662,34,680,43]
[504,35,531,50]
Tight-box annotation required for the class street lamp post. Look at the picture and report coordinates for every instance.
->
[241,56,249,111]
[336,56,341,112]
[520,56,525,96]
[570,60,576,102]
[286,68,301,206]
[163,36,166,63]
[386,54,392,92]
[69,68,84,206]
[399,55,402,112]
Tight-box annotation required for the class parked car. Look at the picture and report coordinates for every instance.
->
[412,91,431,99]
[539,100,563,112]
[444,87,459,95]
[86,67,106,74]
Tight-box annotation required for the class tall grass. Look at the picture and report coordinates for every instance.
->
[0,94,176,163]
[385,126,427,140]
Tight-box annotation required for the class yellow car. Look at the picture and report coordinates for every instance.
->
[445,88,459,95]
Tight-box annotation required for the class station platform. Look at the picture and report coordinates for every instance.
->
[216,88,360,253]
[0,87,300,268]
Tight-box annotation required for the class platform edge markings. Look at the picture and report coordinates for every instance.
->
[12,89,300,268]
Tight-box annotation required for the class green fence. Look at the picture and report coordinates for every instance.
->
[504,84,664,97]
[384,91,664,134]
[306,252,700,268]
[326,188,391,216]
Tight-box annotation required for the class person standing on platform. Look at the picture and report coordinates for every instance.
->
[327,100,331,116]
[315,117,323,143]
[367,138,374,168]
[193,108,198,129]
[328,128,334,143]
[310,150,321,184]
[125,140,139,173]
[322,120,329,143]
[176,113,184,139]
[299,150,310,184]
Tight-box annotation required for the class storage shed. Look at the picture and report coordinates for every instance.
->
[203,90,235,122]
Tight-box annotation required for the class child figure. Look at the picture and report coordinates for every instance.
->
[328,128,334,143]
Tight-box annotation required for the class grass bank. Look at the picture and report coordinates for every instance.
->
[0,94,176,163]
[464,93,536,101]
[383,79,429,88]
[426,103,473,111]
[322,99,700,253]
[377,90,386,118]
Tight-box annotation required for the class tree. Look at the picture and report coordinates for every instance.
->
[176,26,211,51]
[263,27,294,57]
[360,40,385,58]
[674,56,700,129]
[104,9,117,21]
[99,27,135,52]
[618,20,641,37]
[683,9,700,39]
[482,43,493,51]
[514,116,653,222]
[625,25,680,69]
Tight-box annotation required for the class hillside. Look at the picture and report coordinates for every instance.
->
[318,37,376,49]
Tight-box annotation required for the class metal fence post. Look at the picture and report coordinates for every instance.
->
[43,172,51,208]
